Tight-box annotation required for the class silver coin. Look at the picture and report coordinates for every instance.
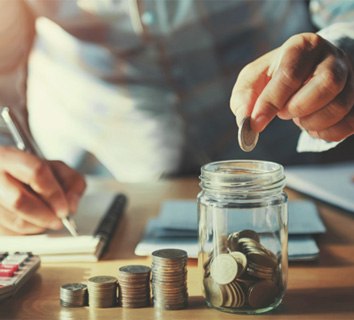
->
[61,283,87,292]
[238,117,259,152]
[60,283,88,307]
[119,265,151,274]
[152,249,187,260]
[88,275,117,284]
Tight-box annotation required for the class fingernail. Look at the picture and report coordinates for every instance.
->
[57,208,69,219]
[50,219,63,230]
[68,194,80,213]
[251,114,268,132]
[293,118,301,127]
[308,130,319,138]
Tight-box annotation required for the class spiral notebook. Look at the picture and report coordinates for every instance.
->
[0,192,127,262]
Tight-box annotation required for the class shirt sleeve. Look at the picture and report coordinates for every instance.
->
[296,1,354,153]
[310,0,354,65]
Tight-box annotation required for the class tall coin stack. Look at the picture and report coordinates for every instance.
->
[87,276,118,308]
[60,283,88,307]
[118,265,151,308]
[151,249,188,310]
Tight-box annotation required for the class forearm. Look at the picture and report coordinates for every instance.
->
[0,0,34,72]
[0,1,35,120]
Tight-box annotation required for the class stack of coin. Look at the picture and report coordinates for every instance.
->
[203,229,282,310]
[151,249,188,310]
[118,265,151,308]
[87,275,118,308]
[60,283,88,307]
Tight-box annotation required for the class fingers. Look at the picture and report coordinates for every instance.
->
[278,50,348,120]
[0,203,46,235]
[0,147,69,218]
[250,33,324,132]
[230,32,354,142]
[0,147,85,235]
[0,171,63,230]
[49,160,87,213]
[310,109,354,142]
[295,73,354,132]
[230,50,274,127]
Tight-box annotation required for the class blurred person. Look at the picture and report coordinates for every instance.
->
[0,0,353,235]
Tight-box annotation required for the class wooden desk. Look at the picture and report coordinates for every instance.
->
[1,177,354,320]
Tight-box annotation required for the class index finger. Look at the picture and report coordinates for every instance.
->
[0,147,69,218]
[230,50,274,127]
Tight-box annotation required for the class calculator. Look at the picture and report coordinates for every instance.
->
[0,252,41,301]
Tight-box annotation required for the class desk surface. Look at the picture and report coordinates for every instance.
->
[0,177,354,320]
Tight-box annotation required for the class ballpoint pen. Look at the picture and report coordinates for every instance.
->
[0,106,78,236]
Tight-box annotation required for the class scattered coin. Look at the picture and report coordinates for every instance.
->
[203,277,224,307]
[248,280,279,308]
[203,229,283,311]
[238,116,259,152]
[210,254,238,285]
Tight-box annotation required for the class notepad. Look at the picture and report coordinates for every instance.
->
[135,199,325,261]
[285,161,354,213]
[0,192,127,262]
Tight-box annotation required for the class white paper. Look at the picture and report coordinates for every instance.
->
[0,192,116,260]
[286,161,354,213]
[297,131,342,152]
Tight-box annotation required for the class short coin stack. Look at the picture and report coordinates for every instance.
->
[118,265,151,308]
[151,249,188,310]
[87,275,118,308]
[60,283,88,307]
[203,229,282,310]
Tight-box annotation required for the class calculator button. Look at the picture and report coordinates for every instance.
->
[0,264,19,272]
[0,269,14,277]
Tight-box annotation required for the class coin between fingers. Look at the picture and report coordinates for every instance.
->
[238,117,259,152]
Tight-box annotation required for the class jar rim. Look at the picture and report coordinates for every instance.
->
[200,160,285,195]
[201,159,283,175]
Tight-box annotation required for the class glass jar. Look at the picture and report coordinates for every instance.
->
[198,160,288,314]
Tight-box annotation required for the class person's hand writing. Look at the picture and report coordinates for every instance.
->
[0,146,86,235]
[230,32,354,142]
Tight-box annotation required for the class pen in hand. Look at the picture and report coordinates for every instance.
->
[61,216,78,237]
[1,106,80,237]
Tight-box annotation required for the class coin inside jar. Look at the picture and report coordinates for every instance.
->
[210,254,238,285]
[247,280,279,308]
[238,116,259,152]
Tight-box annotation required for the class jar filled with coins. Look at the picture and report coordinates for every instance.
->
[198,160,288,314]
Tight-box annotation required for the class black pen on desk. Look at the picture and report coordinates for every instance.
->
[0,106,78,237]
